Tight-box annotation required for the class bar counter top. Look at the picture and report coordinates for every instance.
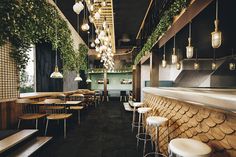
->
[20,91,76,99]
[143,87,236,112]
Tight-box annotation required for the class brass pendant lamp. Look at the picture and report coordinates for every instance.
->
[50,0,63,79]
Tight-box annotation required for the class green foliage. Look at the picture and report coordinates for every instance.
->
[0,0,75,71]
[134,0,190,65]
[72,44,88,73]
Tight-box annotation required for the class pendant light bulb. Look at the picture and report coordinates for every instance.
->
[172,36,178,64]
[73,1,84,14]
[229,49,235,70]
[186,22,194,58]
[94,12,100,20]
[89,15,94,23]
[162,45,167,68]
[194,62,200,70]
[176,62,181,70]
[101,1,106,7]
[172,48,178,64]
[212,62,216,70]
[90,42,95,48]
[211,0,222,48]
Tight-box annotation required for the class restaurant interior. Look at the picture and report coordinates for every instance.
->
[0,0,236,156]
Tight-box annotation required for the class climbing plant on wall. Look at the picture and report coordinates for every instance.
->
[72,43,88,73]
[134,0,191,65]
[0,0,77,71]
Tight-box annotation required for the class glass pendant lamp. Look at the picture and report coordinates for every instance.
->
[212,49,216,70]
[172,35,178,64]
[211,0,222,48]
[162,44,167,68]
[194,50,199,70]
[229,49,235,71]
[73,1,84,14]
[186,22,194,58]
[74,74,82,81]
[81,3,89,31]
[50,0,63,79]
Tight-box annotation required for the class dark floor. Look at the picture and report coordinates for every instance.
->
[40,101,144,157]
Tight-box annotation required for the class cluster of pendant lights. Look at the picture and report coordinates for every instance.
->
[73,0,114,71]
[161,0,235,71]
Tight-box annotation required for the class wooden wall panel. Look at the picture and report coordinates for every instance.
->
[143,92,236,156]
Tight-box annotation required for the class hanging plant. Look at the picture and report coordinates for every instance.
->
[0,0,76,71]
[72,43,88,73]
[134,0,190,65]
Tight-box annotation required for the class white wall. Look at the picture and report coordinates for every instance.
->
[141,65,150,101]
[159,61,183,81]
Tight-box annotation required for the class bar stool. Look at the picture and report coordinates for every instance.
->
[130,101,143,132]
[136,107,152,147]
[144,116,168,157]
[169,138,212,157]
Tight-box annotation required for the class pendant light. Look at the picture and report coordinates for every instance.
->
[86,32,92,83]
[101,0,106,7]
[211,0,222,48]
[94,11,100,20]
[162,44,167,68]
[176,51,181,70]
[50,0,63,79]
[186,22,194,58]
[90,25,95,48]
[74,5,82,81]
[229,49,235,71]
[194,49,199,70]
[81,1,90,31]
[172,35,178,64]
[73,0,84,15]
[212,49,217,70]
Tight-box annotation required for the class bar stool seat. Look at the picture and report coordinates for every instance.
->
[169,138,212,157]
[146,116,168,126]
[137,107,152,113]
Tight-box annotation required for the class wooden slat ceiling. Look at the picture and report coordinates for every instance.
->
[87,0,116,53]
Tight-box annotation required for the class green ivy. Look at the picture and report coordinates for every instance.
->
[134,0,190,65]
[0,0,77,71]
[72,43,88,73]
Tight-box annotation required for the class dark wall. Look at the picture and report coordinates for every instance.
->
[36,43,63,92]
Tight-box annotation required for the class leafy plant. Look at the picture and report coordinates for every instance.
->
[134,0,190,65]
[72,43,88,73]
[0,0,76,71]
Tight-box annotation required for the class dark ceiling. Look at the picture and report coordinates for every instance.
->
[113,0,150,48]
[56,0,150,48]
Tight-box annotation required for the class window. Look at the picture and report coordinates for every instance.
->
[20,46,36,93]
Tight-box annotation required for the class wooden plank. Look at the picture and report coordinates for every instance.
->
[140,53,151,65]
[150,50,160,87]
[0,129,38,154]
[8,137,52,157]
[158,0,213,47]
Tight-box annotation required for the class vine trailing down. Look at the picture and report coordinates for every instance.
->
[73,43,88,74]
[134,0,191,65]
[0,0,84,72]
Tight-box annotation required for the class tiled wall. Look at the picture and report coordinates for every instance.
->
[143,92,236,157]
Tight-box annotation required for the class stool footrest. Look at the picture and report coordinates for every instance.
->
[132,122,144,128]
[144,152,167,157]
[136,133,152,141]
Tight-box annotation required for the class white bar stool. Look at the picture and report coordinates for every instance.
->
[130,101,143,132]
[136,107,152,147]
[169,138,212,157]
[144,116,168,157]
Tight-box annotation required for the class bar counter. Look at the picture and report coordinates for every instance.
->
[143,87,236,156]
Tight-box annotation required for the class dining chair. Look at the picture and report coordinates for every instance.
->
[16,98,46,130]
[44,99,72,138]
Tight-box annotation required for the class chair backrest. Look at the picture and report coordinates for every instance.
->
[43,99,66,114]
[16,99,38,114]
[69,94,84,101]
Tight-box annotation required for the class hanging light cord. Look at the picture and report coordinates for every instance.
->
[232,49,234,58]
[189,22,191,39]
[216,0,218,20]
[163,44,166,59]
[213,49,216,61]
[174,35,176,48]
[55,0,58,66]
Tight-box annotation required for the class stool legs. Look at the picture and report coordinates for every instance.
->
[156,126,159,153]
[132,106,136,132]
[137,112,142,147]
